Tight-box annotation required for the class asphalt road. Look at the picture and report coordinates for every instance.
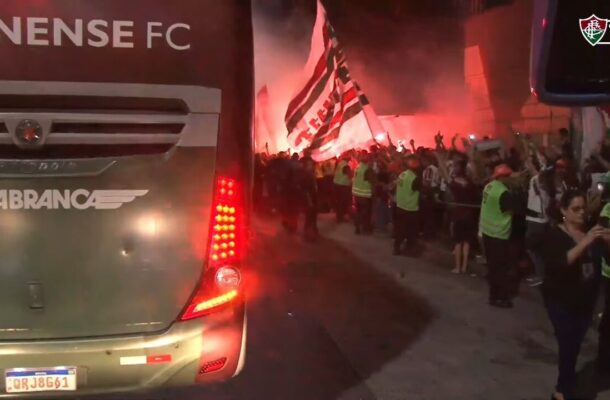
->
[87,214,610,400]
[127,217,434,400]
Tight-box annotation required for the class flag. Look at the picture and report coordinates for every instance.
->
[599,104,610,136]
[285,0,384,161]
[578,106,608,168]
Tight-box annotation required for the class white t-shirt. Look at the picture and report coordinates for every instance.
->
[423,165,440,189]
[440,160,453,192]
[526,175,550,224]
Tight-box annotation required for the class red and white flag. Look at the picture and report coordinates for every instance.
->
[285,0,385,161]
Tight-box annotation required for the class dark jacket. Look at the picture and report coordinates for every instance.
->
[540,226,607,312]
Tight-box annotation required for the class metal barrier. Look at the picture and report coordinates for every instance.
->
[434,199,481,209]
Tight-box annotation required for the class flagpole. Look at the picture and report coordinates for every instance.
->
[363,103,380,147]
[350,79,381,147]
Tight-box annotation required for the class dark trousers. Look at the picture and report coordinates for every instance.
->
[600,278,610,368]
[420,194,434,237]
[354,196,373,233]
[334,184,351,222]
[483,235,512,301]
[394,208,419,252]
[304,205,318,241]
[374,196,390,231]
[319,176,333,213]
[544,296,593,396]
[280,195,299,233]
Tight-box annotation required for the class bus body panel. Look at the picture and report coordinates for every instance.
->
[0,0,253,395]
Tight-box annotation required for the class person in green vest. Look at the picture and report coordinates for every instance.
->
[598,176,610,372]
[394,156,422,256]
[333,153,353,223]
[479,163,521,308]
[352,151,375,234]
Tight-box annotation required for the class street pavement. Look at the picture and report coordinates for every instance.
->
[113,215,433,400]
[110,214,610,400]
[318,216,610,400]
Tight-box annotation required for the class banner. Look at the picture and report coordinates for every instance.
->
[579,107,607,168]
[285,0,384,161]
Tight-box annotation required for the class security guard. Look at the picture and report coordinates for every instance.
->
[394,156,421,256]
[333,154,352,223]
[352,152,374,234]
[479,164,518,308]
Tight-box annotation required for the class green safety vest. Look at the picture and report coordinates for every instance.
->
[396,169,420,211]
[334,160,351,187]
[600,203,610,278]
[479,180,512,240]
[352,163,372,198]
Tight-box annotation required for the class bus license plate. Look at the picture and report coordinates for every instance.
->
[5,368,77,393]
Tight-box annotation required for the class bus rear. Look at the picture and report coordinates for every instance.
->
[0,0,253,396]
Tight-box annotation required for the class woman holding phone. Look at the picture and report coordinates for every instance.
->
[540,190,610,400]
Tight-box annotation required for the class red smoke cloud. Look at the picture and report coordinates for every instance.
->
[253,2,471,153]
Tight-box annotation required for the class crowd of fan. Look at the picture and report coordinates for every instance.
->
[254,127,586,260]
[254,127,610,399]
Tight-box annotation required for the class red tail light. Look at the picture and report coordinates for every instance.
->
[179,177,243,321]
[200,357,228,374]
[210,178,240,264]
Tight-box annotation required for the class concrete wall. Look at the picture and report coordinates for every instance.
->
[464,0,569,140]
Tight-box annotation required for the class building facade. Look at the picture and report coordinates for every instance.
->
[462,0,570,140]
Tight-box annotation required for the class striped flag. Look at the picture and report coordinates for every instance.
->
[285,0,384,161]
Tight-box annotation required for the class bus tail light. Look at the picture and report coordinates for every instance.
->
[199,357,228,374]
[179,177,243,321]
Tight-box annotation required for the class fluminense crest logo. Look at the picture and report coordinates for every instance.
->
[580,14,610,46]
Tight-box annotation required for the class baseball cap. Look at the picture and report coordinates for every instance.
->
[406,157,420,170]
[555,158,569,170]
[492,164,513,179]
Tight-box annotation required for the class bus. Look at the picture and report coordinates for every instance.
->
[0,0,253,396]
